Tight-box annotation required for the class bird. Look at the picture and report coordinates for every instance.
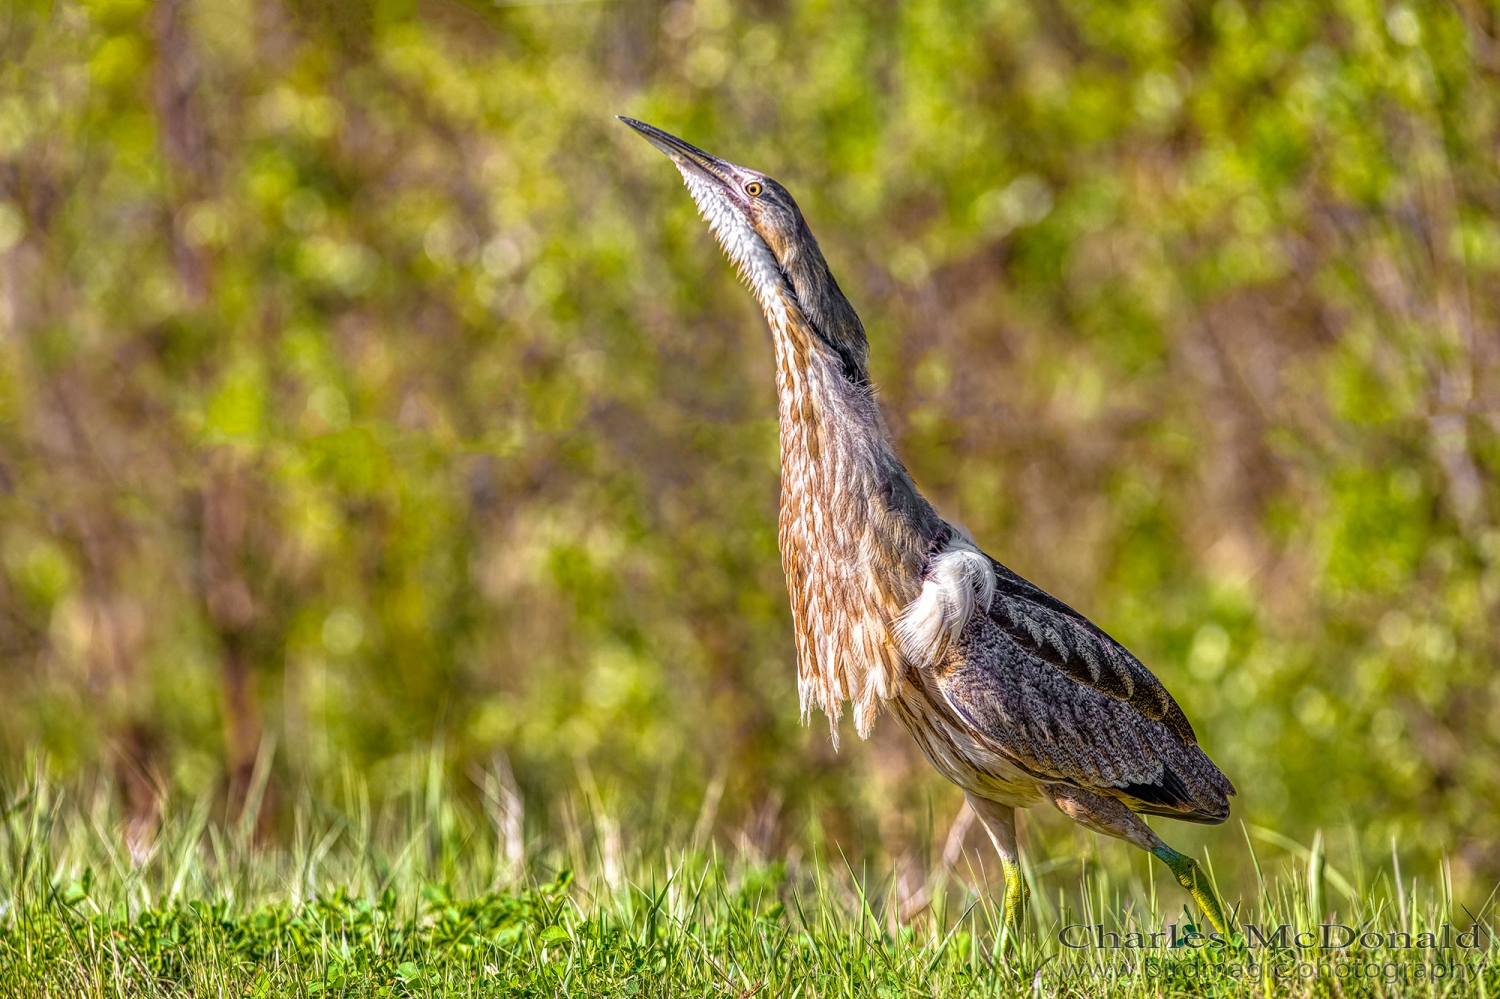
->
[619,116,1235,940]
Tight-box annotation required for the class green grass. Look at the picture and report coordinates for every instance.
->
[1,760,1495,997]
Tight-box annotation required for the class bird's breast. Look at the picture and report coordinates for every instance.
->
[771,326,933,740]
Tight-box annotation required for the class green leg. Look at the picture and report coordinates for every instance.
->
[1000,856,1029,943]
[1152,845,1229,935]
[966,795,1028,949]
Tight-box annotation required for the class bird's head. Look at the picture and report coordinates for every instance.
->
[619,116,869,384]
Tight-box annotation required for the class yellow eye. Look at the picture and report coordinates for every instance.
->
[745,181,763,197]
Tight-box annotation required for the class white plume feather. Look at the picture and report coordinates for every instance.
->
[893,527,996,670]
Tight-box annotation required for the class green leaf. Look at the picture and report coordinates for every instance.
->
[537,925,571,947]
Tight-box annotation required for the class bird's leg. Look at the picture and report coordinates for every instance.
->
[1042,784,1231,936]
[965,794,1028,944]
[1150,845,1229,936]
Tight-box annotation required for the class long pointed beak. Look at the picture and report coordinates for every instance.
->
[617,116,737,189]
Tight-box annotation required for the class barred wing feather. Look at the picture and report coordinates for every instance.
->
[930,559,1235,823]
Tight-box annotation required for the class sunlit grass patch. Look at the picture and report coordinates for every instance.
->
[0,763,1494,998]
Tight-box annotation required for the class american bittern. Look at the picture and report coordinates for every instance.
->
[620,117,1235,938]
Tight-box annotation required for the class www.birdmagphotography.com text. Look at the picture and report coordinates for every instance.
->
[1052,953,1491,988]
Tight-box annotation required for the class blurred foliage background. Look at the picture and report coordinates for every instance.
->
[1,0,1499,900]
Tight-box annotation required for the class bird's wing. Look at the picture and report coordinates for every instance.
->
[928,558,1234,822]
[985,559,1196,741]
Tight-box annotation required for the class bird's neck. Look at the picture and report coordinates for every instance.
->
[774,225,871,386]
[765,293,943,741]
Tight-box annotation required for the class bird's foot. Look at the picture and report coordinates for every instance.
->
[1153,846,1229,935]
[999,857,1029,949]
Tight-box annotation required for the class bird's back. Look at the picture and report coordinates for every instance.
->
[894,550,1235,823]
